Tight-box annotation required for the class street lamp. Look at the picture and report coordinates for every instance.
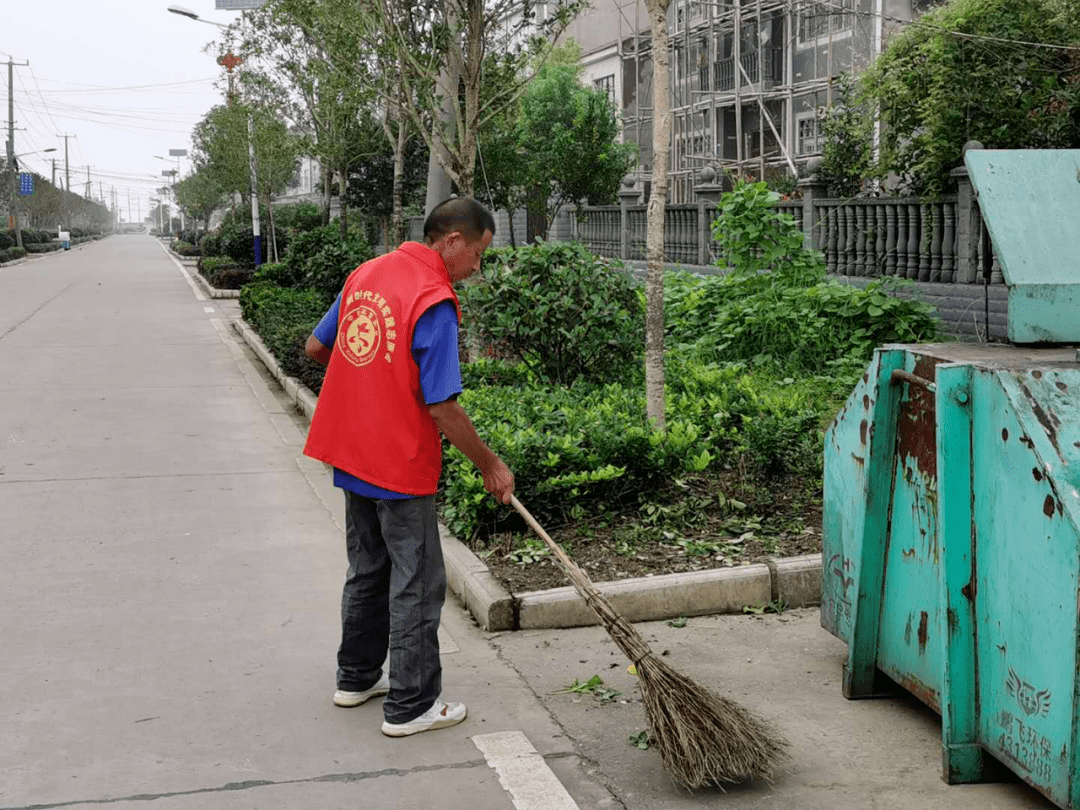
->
[165,6,262,267]
[7,148,58,250]
[167,6,227,27]
[155,154,186,232]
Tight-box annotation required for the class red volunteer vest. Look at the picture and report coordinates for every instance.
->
[303,242,460,495]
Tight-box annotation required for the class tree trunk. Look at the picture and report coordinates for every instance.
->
[321,163,332,226]
[266,191,279,263]
[338,166,349,240]
[392,120,407,246]
[644,0,672,430]
[507,210,516,248]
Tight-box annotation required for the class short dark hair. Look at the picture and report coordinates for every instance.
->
[423,197,496,242]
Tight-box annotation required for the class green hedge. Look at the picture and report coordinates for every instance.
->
[25,242,61,254]
[0,246,26,263]
[173,240,200,257]
[240,282,328,394]
[199,256,254,290]
[460,241,643,386]
[440,354,843,541]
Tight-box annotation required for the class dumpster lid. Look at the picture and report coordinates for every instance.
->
[966,149,1080,342]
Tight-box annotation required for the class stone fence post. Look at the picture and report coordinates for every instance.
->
[618,176,642,261]
[950,140,984,284]
[694,167,724,266]
[797,157,827,250]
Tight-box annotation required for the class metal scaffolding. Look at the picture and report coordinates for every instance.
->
[620,0,871,203]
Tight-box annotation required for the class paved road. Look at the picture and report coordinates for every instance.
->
[0,236,1057,810]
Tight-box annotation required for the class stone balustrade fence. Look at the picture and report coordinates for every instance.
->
[569,158,1002,286]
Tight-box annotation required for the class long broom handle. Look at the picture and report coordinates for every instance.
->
[509,495,583,575]
[510,495,653,664]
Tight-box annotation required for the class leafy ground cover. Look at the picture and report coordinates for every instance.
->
[237,183,940,595]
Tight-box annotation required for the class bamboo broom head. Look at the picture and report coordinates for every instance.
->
[510,496,789,788]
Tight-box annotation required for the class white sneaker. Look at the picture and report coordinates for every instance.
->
[333,672,390,707]
[381,700,467,737]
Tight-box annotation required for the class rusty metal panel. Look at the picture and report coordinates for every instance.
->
[972,367,1080,806]
[876,353,943,713]
[822,356,880,640]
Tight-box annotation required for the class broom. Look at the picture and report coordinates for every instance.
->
[510,495,789,789]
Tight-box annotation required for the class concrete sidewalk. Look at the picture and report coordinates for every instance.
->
[0,236,612,810]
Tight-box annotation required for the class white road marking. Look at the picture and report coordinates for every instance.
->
[204,306,215,313]
[472,731,581,810]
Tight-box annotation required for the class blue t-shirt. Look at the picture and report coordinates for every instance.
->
[313,293,462,499]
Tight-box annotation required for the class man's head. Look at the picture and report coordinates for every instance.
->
[423,197,496,282]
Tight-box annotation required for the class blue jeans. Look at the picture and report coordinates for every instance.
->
[338,491,446,724]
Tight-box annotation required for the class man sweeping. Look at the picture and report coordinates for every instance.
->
[303,197,514,737]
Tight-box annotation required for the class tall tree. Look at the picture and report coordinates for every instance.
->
[860,0,1080,195]
[644,0,672,429]
[358,0,586,198]
[191,103,298,201]
[174,169,227,240]
[218,0,378,235]
[512,44,637,235]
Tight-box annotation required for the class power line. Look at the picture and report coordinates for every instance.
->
[30,76,220,94]
[805,0,1080,53]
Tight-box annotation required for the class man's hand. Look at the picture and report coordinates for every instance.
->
[305,335,332,366]
[481,457,515,505]
[428,399,515,505]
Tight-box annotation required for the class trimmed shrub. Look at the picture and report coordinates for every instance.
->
[280,223,373,302]
[0,231,14,250]
[664,179,939,375]
[24,243,61,254]
[251,261,303,288]
[200,231,223,258]
[199,256,253,290]
[459,241,644,386]
[0,246,27,263]
[240,281,328,394]
[441,353,846,541]
[173,241,200,257]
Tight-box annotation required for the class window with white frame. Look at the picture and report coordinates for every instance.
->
[798,0,855,47]
[796,112,822,155]
[593,74,616,107]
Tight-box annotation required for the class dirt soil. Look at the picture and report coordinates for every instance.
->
[470,473,823,596]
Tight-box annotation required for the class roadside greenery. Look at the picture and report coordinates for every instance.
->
[459,240,643,386]
[237,179,942,551]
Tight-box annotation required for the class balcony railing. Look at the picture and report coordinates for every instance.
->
[705,48,783,92]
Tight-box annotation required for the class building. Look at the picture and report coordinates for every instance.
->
[564,0,933,203]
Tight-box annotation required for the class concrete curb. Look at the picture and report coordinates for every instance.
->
[191,268,241,299]
[231,315,823,631]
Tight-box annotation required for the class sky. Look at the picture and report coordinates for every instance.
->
[3,0,245,221]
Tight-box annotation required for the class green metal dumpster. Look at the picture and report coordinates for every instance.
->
[822,149,1080,808]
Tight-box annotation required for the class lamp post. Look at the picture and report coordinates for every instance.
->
[8,148,57,249]
[165,6,261,267]
[155,153,186,233]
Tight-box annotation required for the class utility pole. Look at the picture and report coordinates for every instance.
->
[57,134,74,201]
[51,159,56,186]
[7,57,30,249]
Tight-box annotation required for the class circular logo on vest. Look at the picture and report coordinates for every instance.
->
[338,305,382,367]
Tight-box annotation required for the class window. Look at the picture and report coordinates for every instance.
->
[798,0,854,47]
[796,113,822,155]
[594,75,616,107]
